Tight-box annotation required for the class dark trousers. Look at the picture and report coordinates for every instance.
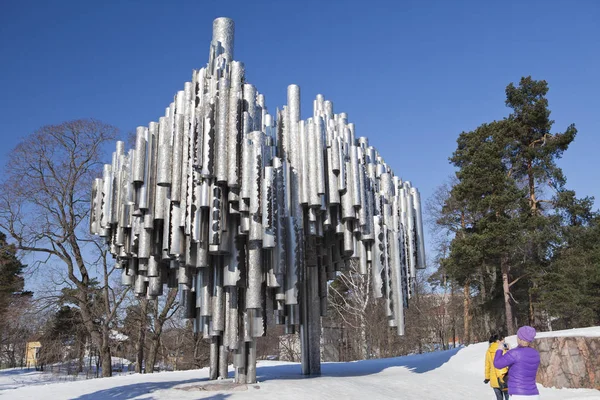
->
[493,388,509,400]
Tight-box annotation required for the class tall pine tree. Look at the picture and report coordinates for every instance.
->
[447,121,527,334]
[504,77,578,324]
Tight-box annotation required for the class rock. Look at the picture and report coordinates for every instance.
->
[533,336,600,389]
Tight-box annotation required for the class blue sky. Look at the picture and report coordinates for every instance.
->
[1,0,599,259]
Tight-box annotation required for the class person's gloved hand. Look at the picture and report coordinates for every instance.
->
[483,379,490,384]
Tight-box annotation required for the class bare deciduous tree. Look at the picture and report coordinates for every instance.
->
[145,288,179,373]
[426,178,475,344]
[0,119,129,377]
[0,293,37,368]
[329,259,373,360]
[278,333,301,362]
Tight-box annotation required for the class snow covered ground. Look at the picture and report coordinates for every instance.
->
[1,326,599,399]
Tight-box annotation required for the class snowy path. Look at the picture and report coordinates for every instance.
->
[2,327,599,399]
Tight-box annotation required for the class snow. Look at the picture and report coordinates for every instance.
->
[110,330,130,342]
[532,326,600,338]
[1,326,599,400]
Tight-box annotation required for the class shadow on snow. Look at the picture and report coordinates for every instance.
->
[6,347,462,398]
[257,347,463,381]
[70,378,212,400]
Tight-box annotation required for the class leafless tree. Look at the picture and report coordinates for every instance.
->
[329,259,373,359]
[278,333,301,362]
[145,287,179,373]
[425,177,476,344]
[0,119,129,377]
[0,294,38,368]
[135,298,149,373]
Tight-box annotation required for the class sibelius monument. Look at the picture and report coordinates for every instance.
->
[90,17,426,384]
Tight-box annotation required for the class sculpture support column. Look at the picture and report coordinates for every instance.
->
[300,236,321,376]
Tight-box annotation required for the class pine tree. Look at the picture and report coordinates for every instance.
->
[537,193,600,328]
[504,77,578,324]
[447,121,528,335]
[0,232,26,313]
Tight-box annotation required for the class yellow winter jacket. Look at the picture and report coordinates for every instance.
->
[485,342,509,388]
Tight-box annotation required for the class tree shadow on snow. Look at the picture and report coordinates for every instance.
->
[70,377,217,400]
[134,395,231,400]
[0,368,37,376]
[257,347,463,382]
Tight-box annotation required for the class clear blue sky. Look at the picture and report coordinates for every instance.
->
[1,0,599,256]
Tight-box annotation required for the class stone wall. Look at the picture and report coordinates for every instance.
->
[533,336,600,389]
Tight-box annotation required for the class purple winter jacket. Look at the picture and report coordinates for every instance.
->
[494,346,540,396]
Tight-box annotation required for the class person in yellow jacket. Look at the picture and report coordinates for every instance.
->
[484,333,509,400]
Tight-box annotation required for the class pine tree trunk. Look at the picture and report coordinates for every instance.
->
[501,258,515,335]
[528,287,535,326]
[463,281,471,344]
[480,270,490,336]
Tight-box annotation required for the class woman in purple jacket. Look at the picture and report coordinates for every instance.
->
[494,326,541,399]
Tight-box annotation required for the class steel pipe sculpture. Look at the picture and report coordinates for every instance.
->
[90,17,426,384]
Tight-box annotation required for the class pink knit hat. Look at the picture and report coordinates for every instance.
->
[517,326,536,342]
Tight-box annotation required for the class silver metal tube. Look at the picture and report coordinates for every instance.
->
[315,117,326,197]
[101,165,113,229]
[326,148,340,204]
[208,184,223,252]
[227,61,244,187]
[212,17,235,62]
[194,69,206,170]
[246,242,262,309]
[133,127,146,183]
[372,216,384,298]
[179,89,192,229]
[284,216,299,305]
[248,132,263,242]
[331,136,340,173]
[349,145,361,208]
[170,204,183,256]
[144,122,158,225]
[243,84,257,130]
[288,85,301,192]
[90,179,101,235]
[411,188,427,270]
[240,121,252,201]
[404,185,417,280]
[200,267,212,316]
[341,161,355,221]
[171,114,184,202]
[215,77,230,184]
[200,97,215,178]
[299,120,309,204]
[156,116,172,187]
[307,120,320,207]
[212,259,225,332]
[262,166,275,248]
